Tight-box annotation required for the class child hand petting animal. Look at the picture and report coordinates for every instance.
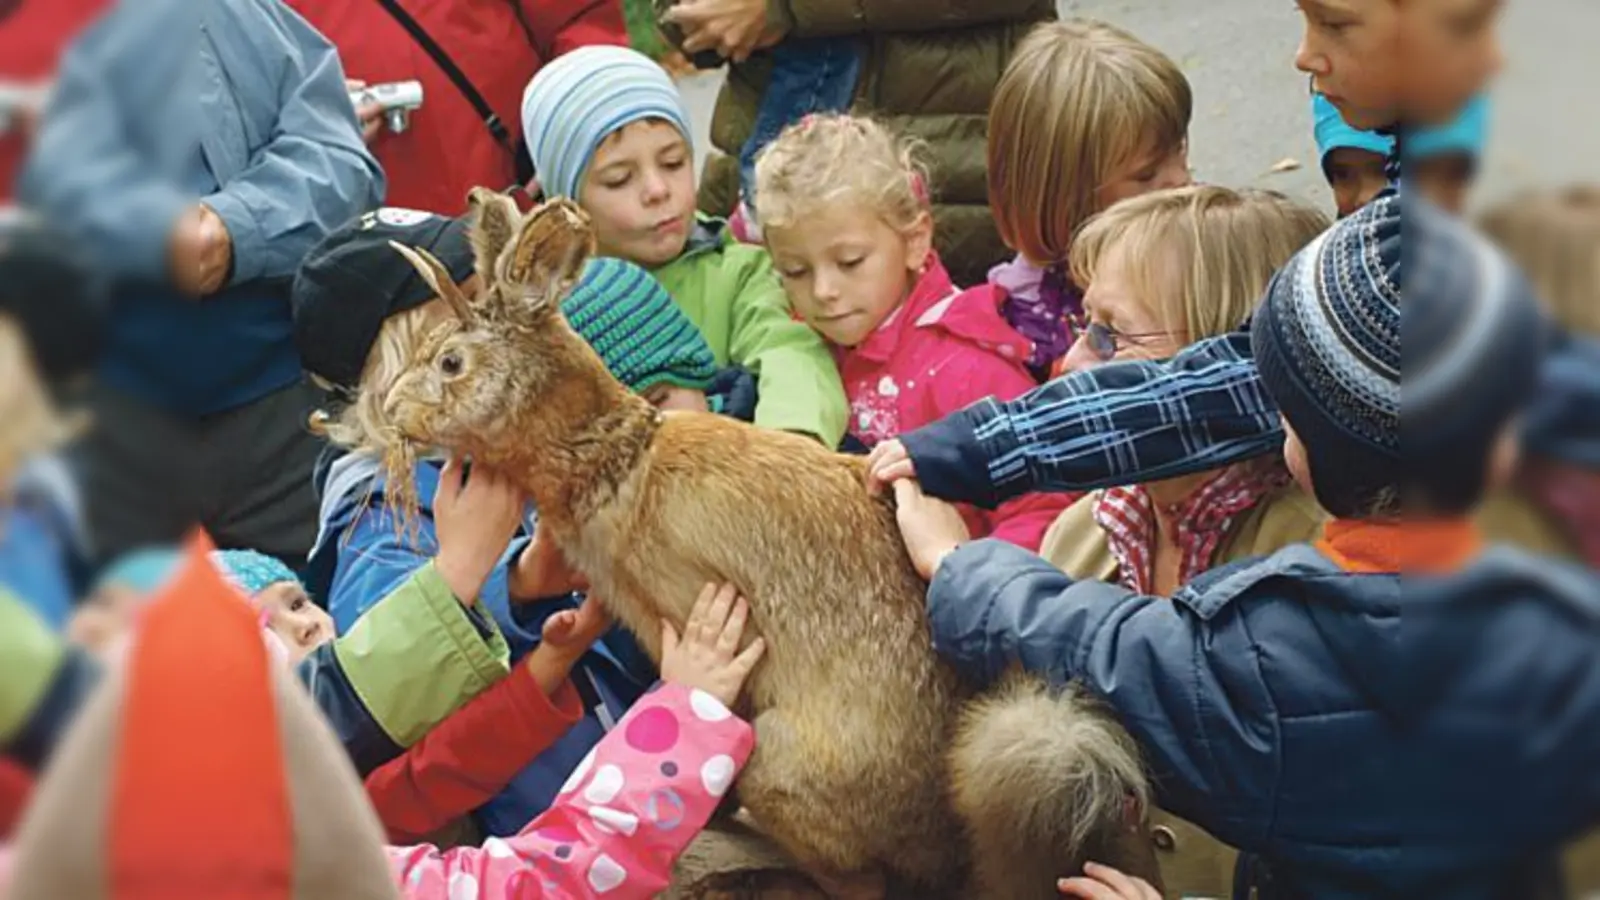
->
[1057,862,1162,900]
[431,456,528,604]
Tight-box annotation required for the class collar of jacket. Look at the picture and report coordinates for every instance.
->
[1315,518,1483,575]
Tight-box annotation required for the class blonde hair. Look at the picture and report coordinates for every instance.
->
[1479,185,1600,338]
[317,301,450,455]
[0,316,84,491]
[754,113,929,233]
[989,19,1192,266]
[1069,186,1330,341]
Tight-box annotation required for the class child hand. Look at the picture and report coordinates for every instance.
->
[865,439,918,495]
[1057,862,1162,899]
[660,583,766,709]
[525,593,612,694]
[890,479,970,581]
[508,524,589,601]
[434,457,527,605]
[540,593,612,656]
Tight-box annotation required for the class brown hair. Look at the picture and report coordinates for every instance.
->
[1478,185,1600,338]
[754,113,930,233]
[988,19,1193,266]
[1069,186,1330,342]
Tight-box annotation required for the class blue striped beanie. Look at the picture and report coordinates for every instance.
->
[562,258,717,394]
[521,46,693,201]
[1253,194,1401,517]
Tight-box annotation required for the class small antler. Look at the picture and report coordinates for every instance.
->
[388,241,475,324]
[503,198,596,313]
[467,187,522,287]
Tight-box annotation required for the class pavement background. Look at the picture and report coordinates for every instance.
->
[676,1,1599,216]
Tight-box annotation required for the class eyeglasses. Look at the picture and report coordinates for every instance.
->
[1069,314,1175,362]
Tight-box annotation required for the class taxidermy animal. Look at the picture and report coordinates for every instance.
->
[354,190,1159,899]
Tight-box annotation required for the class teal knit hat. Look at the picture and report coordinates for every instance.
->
[209,549,302,598]
[563,258,717,395]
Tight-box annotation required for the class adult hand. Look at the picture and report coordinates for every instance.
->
[434,458,528,605]
[660,583,766,708]
[345,79,385,143]
[662,0,786,64]
[890,479,969,581]
[169,203,233,297]
[865,438,917,496]
[1057,863,1162,899]
[508,524,589,601]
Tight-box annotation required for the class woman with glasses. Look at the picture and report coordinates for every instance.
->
[1036,184,1332,900]
[1040,186,1330,600]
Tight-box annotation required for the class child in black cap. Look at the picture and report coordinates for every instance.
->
[894,196,1600,900]
[290,206,751,836]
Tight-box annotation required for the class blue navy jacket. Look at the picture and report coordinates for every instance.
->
[928,537,1600,900]
[306,449,656,836]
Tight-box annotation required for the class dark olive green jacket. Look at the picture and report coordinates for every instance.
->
[689,0,1055,286]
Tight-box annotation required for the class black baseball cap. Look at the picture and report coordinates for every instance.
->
[291,207,475,389]
[0,209,106,385]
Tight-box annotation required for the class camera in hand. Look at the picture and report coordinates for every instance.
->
[348,80,424,134]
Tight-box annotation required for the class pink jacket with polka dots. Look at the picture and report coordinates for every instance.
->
[838,255,1077,551]
[386,681,754,899]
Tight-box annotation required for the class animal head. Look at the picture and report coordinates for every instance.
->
[380,190,597,461]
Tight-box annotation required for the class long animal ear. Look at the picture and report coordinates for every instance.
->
[388,241,474,323]
[501,198,596,314]
[467,187,522,286]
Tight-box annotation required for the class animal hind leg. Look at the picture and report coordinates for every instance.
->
[733,710,891,900]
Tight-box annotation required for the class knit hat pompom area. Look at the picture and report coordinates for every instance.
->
[563,258,717,395]
[1254,194,1548,518]
[520,45,693,202]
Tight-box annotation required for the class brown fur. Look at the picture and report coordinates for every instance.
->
[950,674,1159,900]
[369,194,1158,897]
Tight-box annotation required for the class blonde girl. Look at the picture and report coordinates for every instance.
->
[987,18,1194,379]
[757,112,1072,552]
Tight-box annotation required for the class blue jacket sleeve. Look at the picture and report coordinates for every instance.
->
[1523,330,1600,468]
[926,539,1276,841]
[202,1,383,285]
[16,1,194,281]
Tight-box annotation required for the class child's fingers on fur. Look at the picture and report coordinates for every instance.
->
[715,596,749,656]
[438,457,464,504]
[1055,877,1119,900]
[695,583,738,645]
[685,582,720,641]
[1080,864,1157,899]
[660,619,681,656]
[732,636,765,676]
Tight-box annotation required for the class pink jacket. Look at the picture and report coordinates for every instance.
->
[387,681,753,899]
[840,255,1077,551]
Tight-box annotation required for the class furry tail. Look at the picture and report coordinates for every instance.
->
[948,673,1159,900]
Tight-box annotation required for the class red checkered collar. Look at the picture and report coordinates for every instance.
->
[1093,459,1291,595]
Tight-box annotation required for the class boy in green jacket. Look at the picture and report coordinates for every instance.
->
[519,45,847,447]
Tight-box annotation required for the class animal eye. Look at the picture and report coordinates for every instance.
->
[438,351,464,377]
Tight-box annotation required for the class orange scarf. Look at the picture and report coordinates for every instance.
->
[1315,518,1484,575]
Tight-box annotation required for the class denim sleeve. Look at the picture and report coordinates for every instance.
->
[902,329,1282,507]
[16,2,193,281]
[202,1,383,285]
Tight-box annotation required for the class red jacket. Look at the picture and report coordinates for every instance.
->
[837,255,1076,551]
[284,0,625,215]
[0,0,108,203]
[365,661,584,844]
